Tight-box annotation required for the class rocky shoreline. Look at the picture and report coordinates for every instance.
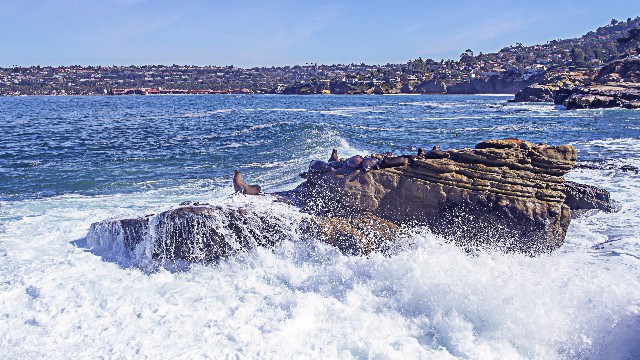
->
[87,138,613,263]
[512,58,640,109]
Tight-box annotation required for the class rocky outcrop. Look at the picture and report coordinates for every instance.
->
[545,58,640,109]
[511,84,557,102]
[87,202,407,261]
[555,83,640,109]
[593,58,640,84]
[89,138,616,261]
[293,139,577,253]
[511,70,594,103]
[562,181,612,216]
[87,204,292,262]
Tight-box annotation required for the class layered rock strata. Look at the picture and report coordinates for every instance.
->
[293,139,577,253]
[88,138,616,261]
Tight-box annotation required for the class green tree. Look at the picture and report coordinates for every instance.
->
[571,47,587,67]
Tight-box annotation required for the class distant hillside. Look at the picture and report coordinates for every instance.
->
[1,17,640,96]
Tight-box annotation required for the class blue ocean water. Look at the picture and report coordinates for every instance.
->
[1,95,639,359]
[2,94,639,201]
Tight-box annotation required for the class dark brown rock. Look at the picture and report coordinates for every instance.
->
[511,84,556,102]
[88,205,290,262]
[563,181,612,215]
[564,93,622,109]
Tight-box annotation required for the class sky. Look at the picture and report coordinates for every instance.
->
[2,0,640,68]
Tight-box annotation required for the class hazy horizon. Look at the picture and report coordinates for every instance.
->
[2,0,640,68]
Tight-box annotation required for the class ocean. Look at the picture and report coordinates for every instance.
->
[1,94,639,359]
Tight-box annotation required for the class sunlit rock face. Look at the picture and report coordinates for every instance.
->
[294,139,578,254]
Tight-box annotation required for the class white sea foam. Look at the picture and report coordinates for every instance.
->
[2,156,640,359]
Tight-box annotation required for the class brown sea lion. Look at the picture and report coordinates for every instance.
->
[378,156,409,169]
[233,170,262,195]
[346,155,364,169]
[417,147,426,158]
[426,146,450,159]
[361,157,380,172]
[330,149,339,162]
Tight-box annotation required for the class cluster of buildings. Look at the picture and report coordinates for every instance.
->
[1,17,636,96]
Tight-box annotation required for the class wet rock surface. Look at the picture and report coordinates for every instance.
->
[562,181,612,216]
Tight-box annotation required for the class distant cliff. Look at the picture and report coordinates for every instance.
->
[512,57,640,109]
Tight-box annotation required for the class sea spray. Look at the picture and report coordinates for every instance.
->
[2,95,640,358]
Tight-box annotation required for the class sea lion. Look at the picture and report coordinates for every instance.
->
[361,157,380,172]
[417,147,426,158]
[346,155,364,169]
[309,160,333,173]
[426,146,450,159]
[378,156,409,169]
[401,155,418,163]
[328,160,345,169]
[330,149,339,162]
[233,170,262,195]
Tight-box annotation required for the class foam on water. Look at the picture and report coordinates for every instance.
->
[2,163,640,359]
[2,95,640,358]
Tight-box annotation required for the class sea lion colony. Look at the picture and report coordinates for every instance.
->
[236,147,448,194]
[300,146,448,179]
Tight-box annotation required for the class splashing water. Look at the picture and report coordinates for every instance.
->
[1,95,640,359]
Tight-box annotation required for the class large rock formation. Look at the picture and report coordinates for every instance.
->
[511,70,594,103]
[293,139,577,253]
[88,138,615,262]
[87,202,405,261]
[511,84,556,102]
[555,83,640,109]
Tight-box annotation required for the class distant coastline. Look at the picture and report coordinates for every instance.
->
[2,17,639,98]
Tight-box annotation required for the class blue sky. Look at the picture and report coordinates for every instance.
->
[2,0,640,68]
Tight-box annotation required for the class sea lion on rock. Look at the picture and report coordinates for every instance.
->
[361,157,380,172]
[417,147,426,158]
[378,156,409,169]
[330,149,339,162]
[426,146,450,159]
[328,160,345,169]
[233,170,262,195]
[309,160,333,173]
[346,155,364,169]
